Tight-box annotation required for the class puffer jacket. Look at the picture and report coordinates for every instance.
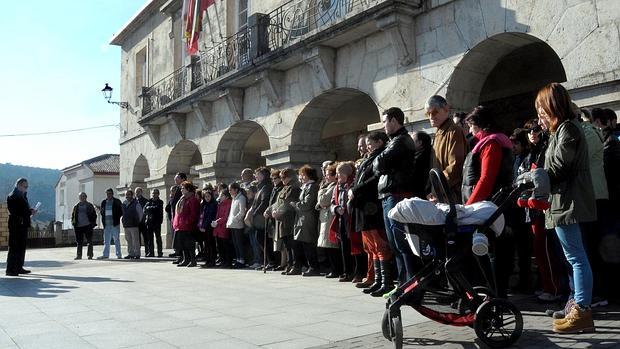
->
[544,118,596,228]
[373,127,416,199]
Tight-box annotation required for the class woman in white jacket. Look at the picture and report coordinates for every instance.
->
[227,182,247,268]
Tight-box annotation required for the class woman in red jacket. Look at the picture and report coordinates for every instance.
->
[213,190,233,268]
[461,106,515,298]
[172,181,200,267]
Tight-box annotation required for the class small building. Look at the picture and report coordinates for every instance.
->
[55,154,120,229]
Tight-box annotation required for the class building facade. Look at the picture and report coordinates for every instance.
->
[55,154,120,229]
[111,0,620,241]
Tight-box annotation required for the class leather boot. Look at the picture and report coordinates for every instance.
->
[371,260,394,297]
[363,260,382,294]
[553,303,595,334]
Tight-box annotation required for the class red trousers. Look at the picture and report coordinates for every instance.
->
[531,215,567,295]
[362,229,393,261]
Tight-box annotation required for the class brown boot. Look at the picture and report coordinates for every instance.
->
[553,304,595,334]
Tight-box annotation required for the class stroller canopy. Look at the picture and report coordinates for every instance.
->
[388,198,506,236]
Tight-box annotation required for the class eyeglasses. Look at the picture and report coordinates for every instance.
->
[529,127,542,133]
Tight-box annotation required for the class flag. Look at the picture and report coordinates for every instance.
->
[183,0,216,56]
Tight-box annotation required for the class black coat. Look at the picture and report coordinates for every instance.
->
[7,188,31,231]
[373,127,416,199]
[199,200,218,231]
[143,198,164,227]
[604,128,620,204]
[249,179,274,227]
[351,148,384,231]
[412,146,432,199]
[100,198,123,228]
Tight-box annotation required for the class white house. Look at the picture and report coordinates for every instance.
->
[55,154,120,229]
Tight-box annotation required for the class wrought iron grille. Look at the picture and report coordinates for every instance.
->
[190,59,204,90]
[142,66,188,115]
[267,0,379,50]
[200,26,252,83]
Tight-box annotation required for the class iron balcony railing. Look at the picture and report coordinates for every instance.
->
[141,0,381,117]
[267,0,379,50]
[200,26,252,83]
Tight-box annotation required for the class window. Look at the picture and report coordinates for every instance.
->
[59,189,65,206]
[79,184,86,193]
[135,47,148,100]
[237,0,248,30]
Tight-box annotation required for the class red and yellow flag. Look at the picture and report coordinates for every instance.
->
[183,0,215,56]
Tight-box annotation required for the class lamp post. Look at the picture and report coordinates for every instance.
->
[101,83,131,110]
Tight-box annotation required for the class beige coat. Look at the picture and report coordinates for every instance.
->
[316,182,339,248]
[433,118,469,203]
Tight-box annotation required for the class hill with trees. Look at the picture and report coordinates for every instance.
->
[0,163,61,223]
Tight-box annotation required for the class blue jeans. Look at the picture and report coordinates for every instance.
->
[249,229,264,265]
[382,195,416,283]
[103,224,122,258]
[555,223,592,307]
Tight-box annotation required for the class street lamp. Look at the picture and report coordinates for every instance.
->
[101,83,131,110]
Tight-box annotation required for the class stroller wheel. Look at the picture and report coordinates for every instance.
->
[474,299,523,348]
[381,309,391,341]
[390,309,403,349]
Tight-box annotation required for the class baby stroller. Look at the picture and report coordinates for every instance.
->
[381,168,534,348]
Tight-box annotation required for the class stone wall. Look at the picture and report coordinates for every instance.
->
[0,203,8,250]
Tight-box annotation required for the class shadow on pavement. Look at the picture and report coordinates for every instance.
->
[0,260,75,269]
[0,274,134,299]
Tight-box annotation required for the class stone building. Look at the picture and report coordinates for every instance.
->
[55,154,120,229]
[111,0,620,241]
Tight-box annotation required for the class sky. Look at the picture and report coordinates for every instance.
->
[0,1,147,169]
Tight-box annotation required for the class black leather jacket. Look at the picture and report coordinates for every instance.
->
[373,127,416,199]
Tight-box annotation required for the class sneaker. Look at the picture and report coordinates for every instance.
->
[534,290,544,296]
[249,263,261,269]
[548,298,575,319]
[591,298,608,308]
[96,256,109,260]
[537,293,561,302]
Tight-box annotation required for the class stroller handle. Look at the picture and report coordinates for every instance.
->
[428,168,458,231]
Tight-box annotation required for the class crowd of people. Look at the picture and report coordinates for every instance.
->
[6,82,620,335]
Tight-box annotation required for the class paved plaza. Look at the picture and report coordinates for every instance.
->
[0,247,619,349]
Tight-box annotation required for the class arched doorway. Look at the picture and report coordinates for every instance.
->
[131,154,150,189]
[447,33,566,133]
[166,140,203,185]
[215,120,270,184]
[291,88,379,165]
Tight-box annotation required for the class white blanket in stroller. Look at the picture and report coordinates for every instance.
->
[387,197,505,236]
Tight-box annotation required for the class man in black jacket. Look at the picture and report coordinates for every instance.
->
[98,188,123,259]
[71,192,97,260]
[135,187,149,256]
[143,189,164,257]
[5,178,36,276]
[373,107,418,285]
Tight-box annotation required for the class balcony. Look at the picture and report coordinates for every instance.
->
[139,0,418,121]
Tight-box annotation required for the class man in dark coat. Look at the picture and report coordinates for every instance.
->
[6,178,36,276]
[135,187,149,256]
[143,189,164,257]
[373,107,418,284]
[71,192,97,260]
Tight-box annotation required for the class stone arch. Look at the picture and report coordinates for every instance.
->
[290,88,380,166]
[165,140,203,182]
[447,32,566,132]
[214,120,270,184]
[131,154,150,188]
